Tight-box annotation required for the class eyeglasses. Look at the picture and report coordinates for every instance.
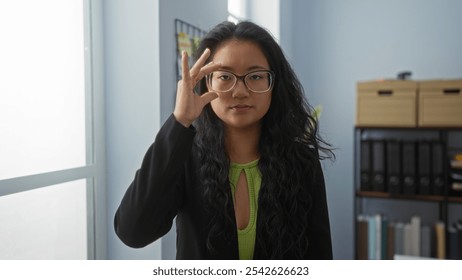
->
[206,70,274,93]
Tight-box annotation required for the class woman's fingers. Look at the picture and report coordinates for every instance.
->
[183,49,221,86]
[199,61,222,78]
[190,62,221,85]
[174,49,220,127]
[189,48,211,78]
[181,51,191,82]
[179,48,220,96]
[200,91,218,105]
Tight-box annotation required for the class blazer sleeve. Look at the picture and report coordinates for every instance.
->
[114,114,196,248]
[305,159,333,259]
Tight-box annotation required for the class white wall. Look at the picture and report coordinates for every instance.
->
[285,0,462,259]
[104,0,227,260]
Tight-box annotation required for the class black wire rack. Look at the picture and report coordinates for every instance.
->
[175,19,207,81]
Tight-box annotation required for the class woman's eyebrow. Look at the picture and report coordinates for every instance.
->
[216,65,268,71]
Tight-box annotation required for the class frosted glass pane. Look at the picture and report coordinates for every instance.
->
[0,180,87,260]
[0,0,86,179]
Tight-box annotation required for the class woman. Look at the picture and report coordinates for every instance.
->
[114,21,334,259]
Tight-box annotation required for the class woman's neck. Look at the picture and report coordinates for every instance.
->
[225,125,261,164]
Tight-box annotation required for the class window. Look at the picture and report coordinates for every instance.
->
[228,0,247,23]
[0,0,86,180]
[0,0,105,259]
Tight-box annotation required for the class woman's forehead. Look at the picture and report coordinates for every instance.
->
[212,39,269,72]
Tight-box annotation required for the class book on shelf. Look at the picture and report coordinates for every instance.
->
[410,216,421,256]
[355,214,459,260]
[394,222,405,257]
[387,222,395,260]
[420,225,431,258]
[454,221,462,260]
[435,221,446,259]
[380,215,389,260]
[447,225,459,259]
[356,215,369,260]
[372,214,391,260]
[403,223,412,256]
[367,215,377,260]
[381,216,389,260]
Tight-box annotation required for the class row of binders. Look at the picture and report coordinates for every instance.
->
[356,214,462,260]
[360,140,445,195]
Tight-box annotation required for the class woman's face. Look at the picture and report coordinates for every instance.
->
[208,40,272,130]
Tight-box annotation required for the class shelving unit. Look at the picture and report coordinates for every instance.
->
[353,126,462,260]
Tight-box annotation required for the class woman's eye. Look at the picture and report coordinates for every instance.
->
[249,74,263,80]
[218,74,232,81]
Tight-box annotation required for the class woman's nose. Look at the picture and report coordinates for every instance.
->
[231,79,250,98]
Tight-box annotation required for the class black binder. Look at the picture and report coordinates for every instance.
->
[417,141,431,195]
[360,140,372,191]
[372,140,386,192]
[431,141,445,195]
[402,141,417,195]
[386,140,401,194]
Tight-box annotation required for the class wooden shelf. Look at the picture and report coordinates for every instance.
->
[354,119,462,260]
[355,125,462,130]
[448,196,462,203]
[357,190,462,203]
[356,191,445,202]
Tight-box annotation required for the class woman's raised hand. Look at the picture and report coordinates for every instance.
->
[173,48,221,127]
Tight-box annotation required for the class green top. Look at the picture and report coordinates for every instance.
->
[229,159,261,260]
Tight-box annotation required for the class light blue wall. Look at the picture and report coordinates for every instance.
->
[104,0,227,260]
[104,0,162,260]
[285,0,462,259]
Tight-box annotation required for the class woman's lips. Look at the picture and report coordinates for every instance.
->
[230,104,252,112]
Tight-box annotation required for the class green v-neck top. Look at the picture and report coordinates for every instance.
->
[229,159,261,260]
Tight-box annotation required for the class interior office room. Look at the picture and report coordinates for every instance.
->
[1,0,461,261]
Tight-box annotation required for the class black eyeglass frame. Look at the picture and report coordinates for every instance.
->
[205,70,275,93]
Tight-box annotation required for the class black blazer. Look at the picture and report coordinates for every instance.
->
[114,114,333,259]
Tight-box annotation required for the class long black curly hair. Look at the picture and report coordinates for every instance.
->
[193,21,334,259]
